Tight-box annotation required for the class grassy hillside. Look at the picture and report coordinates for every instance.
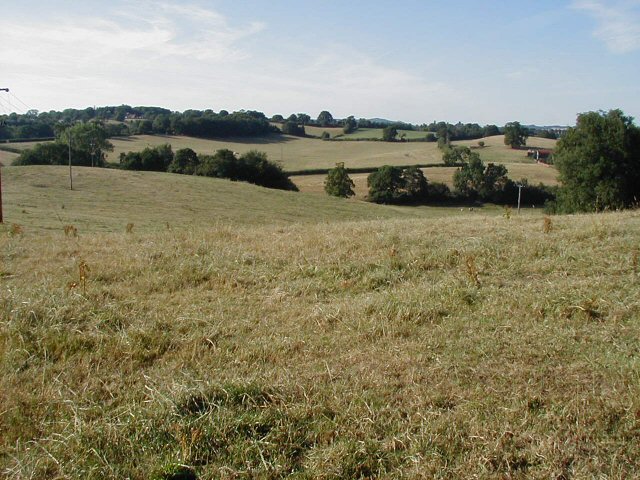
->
[2,207,639,478]
[1,166,441,232]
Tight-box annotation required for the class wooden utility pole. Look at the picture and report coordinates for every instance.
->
[516,184,524,214]
[68,131,73,190]
[0,87,9,223]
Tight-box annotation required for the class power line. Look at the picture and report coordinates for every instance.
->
[9,91,31,112]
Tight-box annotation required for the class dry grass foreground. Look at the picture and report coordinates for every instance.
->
[1,209,640,478]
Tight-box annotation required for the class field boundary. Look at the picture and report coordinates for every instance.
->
[285,163,463,176]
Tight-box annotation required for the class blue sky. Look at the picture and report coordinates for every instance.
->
[1,0,639,125]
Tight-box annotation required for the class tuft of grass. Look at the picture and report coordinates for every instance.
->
[543,216,553,233]
[64,224,78,237]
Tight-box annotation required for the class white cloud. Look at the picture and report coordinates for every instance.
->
[572,0,640,53]
[0,2,467,122]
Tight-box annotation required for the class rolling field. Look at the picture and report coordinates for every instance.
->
[0,166,440,233]
[2,193,639,477]
[2,134,556,178]
[106,134,445,171]
[337,128,433,141]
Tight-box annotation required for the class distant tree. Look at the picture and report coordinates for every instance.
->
[297,113,311,125]
[197,149,297,191]
[287,114,298,123]
[425,133,437,142]
[368,166,404,203]
[343,116,357,134]
[271,114,284,122]
[453,153,511,202]
[442,146,473,166]
[553,109,640,212]
[535,129,558,140]
[453,153,485,198]
[120,144,173,171]
[503,121,529,148]
[317,111,334,127]
[56,121,113,166]
[281,121,306,136]
[152,114,171,134]
[483,124,500,137]
[320,131,331,140]
[382,125,398,142]
[402,166,428,199]
[324,163,355,198]
[168,148,200,174]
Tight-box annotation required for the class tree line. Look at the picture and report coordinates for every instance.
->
[0,106,274,141]
[119,146,298,191]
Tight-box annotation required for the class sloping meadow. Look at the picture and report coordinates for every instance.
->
[1,211,640,478]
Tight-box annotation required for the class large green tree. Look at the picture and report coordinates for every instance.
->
[57,121,113,166]
[317,111,334,127]
[554,109,640,212]
[382,125,398,142]
[324,163,355,198]
[453,153,510,202]
[503,121,529,148]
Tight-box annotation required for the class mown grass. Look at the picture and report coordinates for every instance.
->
[1,165,435,232]
[1,207,639,478]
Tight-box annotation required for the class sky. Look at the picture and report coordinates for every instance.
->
[1,0,640,126]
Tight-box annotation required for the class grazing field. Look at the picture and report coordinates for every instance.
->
[2,134,557,179]
[453,135,557,164]
[293,163,558,200]
[299,125,344,138]
[2,202,639,478]
[106,134,445,171]
[338,128,434,141]
[0,166,436,232]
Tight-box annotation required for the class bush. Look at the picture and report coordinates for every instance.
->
[325,163,355,198]
[281,121,305,136]
[197,149,298,191]
[13,142,99,167]
[382,126,398,142]
[120,144,173,171]
[367,165,429,204]
[167,148,199,174]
